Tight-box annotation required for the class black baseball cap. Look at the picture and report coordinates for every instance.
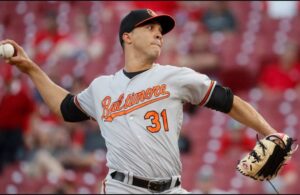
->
[119,9,175,47]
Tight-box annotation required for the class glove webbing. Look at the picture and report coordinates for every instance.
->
[256,137,293,180]
[256,144,286,179]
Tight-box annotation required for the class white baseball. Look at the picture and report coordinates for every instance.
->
[0,43,15,58]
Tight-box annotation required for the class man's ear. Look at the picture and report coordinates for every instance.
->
[122,33,132,45]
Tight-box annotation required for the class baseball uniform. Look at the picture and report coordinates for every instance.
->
[75,63,216,193]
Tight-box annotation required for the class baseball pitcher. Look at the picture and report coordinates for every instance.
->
[0,9,296,194]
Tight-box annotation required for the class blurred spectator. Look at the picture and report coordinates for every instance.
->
[191,165,236,194]
[177,30,220,76]
[23,119,100,179]
[178,132,191,154]
[23,120,66,179]
[201,1,237,34]
[31,10,66,66]
[258,40,300,93]
[0,67,35,173]
[83,120,107,152]
[176,1,209,23]
[60,122,99,170]
[48,11,105,64]
[217,119,255,157]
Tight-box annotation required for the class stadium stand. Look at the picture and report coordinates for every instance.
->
[0,1,299,194]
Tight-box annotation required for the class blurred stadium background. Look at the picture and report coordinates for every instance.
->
[0,1,300,194]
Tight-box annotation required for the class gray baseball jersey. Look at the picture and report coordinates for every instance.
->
[75,63,215,179]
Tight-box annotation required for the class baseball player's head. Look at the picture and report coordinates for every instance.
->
[119,9,175,57]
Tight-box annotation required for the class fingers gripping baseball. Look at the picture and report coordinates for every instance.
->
[0,39,35,73]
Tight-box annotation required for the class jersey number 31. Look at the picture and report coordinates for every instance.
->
[144,109,169,133]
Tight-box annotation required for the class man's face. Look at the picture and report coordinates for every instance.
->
[128,22,163,60]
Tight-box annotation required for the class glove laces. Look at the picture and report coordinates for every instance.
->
[267,179,279,194]
[249,135,267,162]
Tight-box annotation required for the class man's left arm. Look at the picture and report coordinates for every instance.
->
[228,95,277,136]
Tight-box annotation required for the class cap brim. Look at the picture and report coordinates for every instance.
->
[134,14,175,35]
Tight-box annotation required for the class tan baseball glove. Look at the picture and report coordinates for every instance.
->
[237,133,298,181]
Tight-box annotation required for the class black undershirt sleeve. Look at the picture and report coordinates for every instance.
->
[204,84,234,113]
[60,94,90,122]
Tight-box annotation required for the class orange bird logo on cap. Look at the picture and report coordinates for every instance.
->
[147,9,157,16]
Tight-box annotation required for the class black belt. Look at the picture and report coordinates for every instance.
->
[110,171,181,192]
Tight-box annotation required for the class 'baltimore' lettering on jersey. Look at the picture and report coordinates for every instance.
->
[101,84,170,122]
